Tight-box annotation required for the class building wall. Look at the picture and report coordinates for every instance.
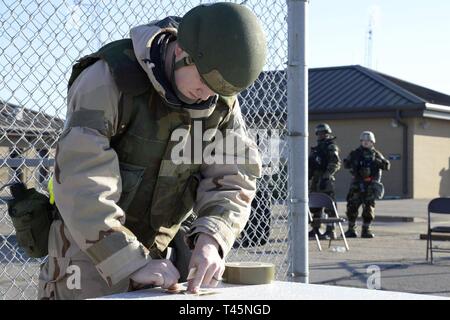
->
[309,118,407,200]
[412,118,450,199]
[0,146,9,196]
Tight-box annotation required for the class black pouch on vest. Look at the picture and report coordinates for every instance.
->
[6,183,54,258]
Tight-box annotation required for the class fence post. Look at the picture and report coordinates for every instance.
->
[287,0,309,283]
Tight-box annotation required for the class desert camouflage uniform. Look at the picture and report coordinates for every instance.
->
[38,18,261,300]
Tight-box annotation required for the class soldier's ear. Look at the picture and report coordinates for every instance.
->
[174,42,187,59]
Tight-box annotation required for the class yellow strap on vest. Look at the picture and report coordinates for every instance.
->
[47,176,55,205]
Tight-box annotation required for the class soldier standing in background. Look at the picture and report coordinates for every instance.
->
[344,131,391,238]
[308,123,341,240]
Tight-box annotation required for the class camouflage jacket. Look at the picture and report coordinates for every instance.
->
[50,18,261,287]
[308,137,341,180]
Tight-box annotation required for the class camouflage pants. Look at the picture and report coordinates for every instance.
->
[309,173,336,229]
[346,182,376,224]
[38,223,192,300]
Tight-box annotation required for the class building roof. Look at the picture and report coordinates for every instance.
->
[0,100,64,138]
[240,65,450,122]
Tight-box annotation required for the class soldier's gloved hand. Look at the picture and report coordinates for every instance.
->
[130,259,180,289]
[374,157,390,170]
[187,233,225,293]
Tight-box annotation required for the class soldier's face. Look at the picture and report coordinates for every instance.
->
[317,132,328,140]
[173,45,216,102]
[361,140,374,148]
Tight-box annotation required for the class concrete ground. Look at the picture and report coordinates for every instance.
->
[2,198,450,299]
[309,199,450,297]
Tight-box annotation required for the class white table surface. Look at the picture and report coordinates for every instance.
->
[96,281,446,300]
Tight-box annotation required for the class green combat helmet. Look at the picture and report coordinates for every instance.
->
[315,123,332,135]
[177,2,267,96]
[360,131,376,143]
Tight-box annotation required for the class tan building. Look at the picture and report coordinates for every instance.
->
[309,117,450,199]
[3,66,450,200]
[0,100,63,197]
[243,65,450,200]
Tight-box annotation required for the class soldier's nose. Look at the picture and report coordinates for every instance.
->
[196,88,212,101]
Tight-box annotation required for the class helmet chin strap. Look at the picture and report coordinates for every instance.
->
[170,54,201,105]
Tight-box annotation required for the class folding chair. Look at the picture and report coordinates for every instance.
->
[309,192,350,251]
[426,197,450,263]
[308,209,322,251]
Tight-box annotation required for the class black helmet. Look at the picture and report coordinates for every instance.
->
[315,123,332,135]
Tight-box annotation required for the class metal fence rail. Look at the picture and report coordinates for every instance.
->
[0,0,289,299]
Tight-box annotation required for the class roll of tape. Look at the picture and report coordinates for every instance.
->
[222,262,275,285]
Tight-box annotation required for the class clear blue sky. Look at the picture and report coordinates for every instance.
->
[309,0,450,94]
[1,0,450,117]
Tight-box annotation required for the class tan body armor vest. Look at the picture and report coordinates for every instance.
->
[68,39,234,252]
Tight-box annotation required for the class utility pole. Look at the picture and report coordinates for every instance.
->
[365,18,374,68]
[365,6,380,69]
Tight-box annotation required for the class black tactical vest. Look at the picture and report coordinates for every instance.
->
[350,147,381,181]
[310,138,335,172]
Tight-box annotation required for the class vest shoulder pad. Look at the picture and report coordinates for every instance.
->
[68,53,101,89]
[327,143,339,152]
[97,39,151,95]
[68,39,151,96]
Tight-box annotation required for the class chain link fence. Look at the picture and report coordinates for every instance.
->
[0,0,289,299]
